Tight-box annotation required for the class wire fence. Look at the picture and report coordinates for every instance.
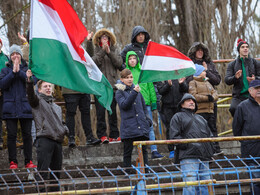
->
[0,156,260,194]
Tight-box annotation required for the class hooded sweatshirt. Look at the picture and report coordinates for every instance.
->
[125,51,157,108]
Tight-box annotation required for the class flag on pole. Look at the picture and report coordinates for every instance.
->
[29,0,113,112]
[138,41,196,84]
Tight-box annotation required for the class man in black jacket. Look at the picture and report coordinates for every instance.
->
[225,39,260,116]
[233,79,260,194]
[170,93,214,195]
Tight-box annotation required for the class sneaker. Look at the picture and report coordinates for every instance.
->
[151,151,164,159]
[109,137,121,143]
[86,137,101,146]
[68,137,76,148]
[25,161,37,168]
[101,136,109,144]
[169,151,175,158]
[213,151,224,156]
[10,161,18,169]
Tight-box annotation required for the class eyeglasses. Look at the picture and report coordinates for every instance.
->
[101,35,108,39]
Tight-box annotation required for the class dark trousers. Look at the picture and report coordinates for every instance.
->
[94,94,119,139]
[229,96,247,117]
[0,95,3,143]
[198,113,221,152]
[161,105,177,152]
[123,136,148,173]
[6,118,32,164]
[63,94,93,139]
[36,137,62,192]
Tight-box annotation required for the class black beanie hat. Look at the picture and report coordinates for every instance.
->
[237,39,249,52]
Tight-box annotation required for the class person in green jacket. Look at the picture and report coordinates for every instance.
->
[0,38,9,149]
[125,51,164,159]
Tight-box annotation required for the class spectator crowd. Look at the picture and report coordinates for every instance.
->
[0,25,260,194]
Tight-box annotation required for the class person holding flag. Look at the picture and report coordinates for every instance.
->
[125,51,164,159]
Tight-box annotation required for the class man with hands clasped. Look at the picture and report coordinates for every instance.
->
[225,39,260,116]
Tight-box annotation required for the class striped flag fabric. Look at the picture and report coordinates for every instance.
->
[29,0,113,112]
[138,41,196,83]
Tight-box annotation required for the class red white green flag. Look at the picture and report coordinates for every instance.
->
[138,41,195,83]
[29,0,113,112]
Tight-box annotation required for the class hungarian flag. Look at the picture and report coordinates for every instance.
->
[138,41,196,83]
[29,0,113,112]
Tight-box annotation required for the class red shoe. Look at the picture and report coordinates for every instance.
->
[25,161,37,168]
[109,137,121,143]
[101,136,109,144]
[10,161,18,169]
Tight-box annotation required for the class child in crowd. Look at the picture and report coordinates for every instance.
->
[125,51,164,159]
[189,64,222,155]
[115,69,151,173]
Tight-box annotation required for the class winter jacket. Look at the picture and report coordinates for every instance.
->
[157,79,188,108]
[169,93,214,161]
[0,59,35,119]
[187,42,221,86]
[189,76,218,113]
[125,51,157,108]
[225,56,260,98]
[233,95,260,159]
[26,81,69,143]
[115,82,151,140]
[121,26,150,64]
[90,28,122,89]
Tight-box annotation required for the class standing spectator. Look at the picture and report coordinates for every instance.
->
[125,51,163,159]
[62,87,100,147]
[121,26,150,64]
[233,79,260,194]
[189,64,222,155]
[115,69,151,173]
[187,42,221,87]
[157,78,188,158]
[91,28,122,143]
[26,70,68,192]
[0,38,9,150]
[0,44,36,169]
[170,93,214,195]
[225,39,260,116]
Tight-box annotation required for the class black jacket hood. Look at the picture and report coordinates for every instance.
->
[131,26,150,44]
[177,93,198,112]
[187,42,212,63]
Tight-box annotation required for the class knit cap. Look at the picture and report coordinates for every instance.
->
[9,44,23,58]
[237,39,249,52]
[193,64,205,77]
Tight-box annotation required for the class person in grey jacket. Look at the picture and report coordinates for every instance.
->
[170,93,214,195]
[26,70,68,192]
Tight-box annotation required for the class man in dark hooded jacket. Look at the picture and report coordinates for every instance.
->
[170,93,214,195]
[121,25,150,64]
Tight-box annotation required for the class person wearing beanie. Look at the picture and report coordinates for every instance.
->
[225,39,260,117]
[0,44,37,169]
[0,38,9,150]
[87,28,122,144]
[189,64,222,156]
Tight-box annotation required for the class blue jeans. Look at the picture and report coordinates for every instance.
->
[180,159,211,195]
[248,162,260,194]
[146,106,157,152]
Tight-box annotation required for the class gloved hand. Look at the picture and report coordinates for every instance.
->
[146,117,153,127]
[207,95,214,102]
[151,102,157,111]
